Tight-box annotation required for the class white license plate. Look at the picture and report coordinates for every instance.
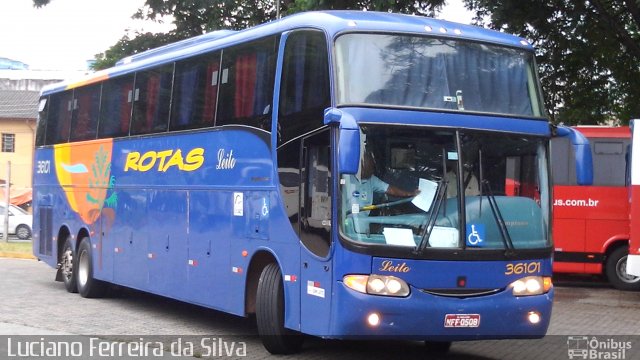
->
[444,314,481,328]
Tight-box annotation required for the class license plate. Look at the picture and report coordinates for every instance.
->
[444,314,481,328]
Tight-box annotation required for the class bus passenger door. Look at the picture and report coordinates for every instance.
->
[299,130,333,335]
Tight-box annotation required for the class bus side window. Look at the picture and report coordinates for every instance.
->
[170,52,221,131]
[278,138,302,234]
[216,36,278,130]
[36,97,48,146]
[46,90,73,144]
[550,136,577,186]
[300,129,331,257]
[131,65,173,136]
[278,30,330,145]
[593,139,628,186]
[70,84,101,142]
[98,75,134,138]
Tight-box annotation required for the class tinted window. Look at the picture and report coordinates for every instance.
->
[279,30,330,144]
[216,36,278,130]
[592,138,629,186]
[171,52,220,131]
[35,97,48,146]
[70,84,101,141]
[300,129,331,257]
[278,139,302,229]
[98,75,134,138]
[46,91,73,144]
[550,136,577,186]
[131,65,173,135]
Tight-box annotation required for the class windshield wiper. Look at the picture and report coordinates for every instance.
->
[414,180,448,254]
[480,180,515,255]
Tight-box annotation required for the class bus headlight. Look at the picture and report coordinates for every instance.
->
[343,275,410,297]
[510,276,552,296]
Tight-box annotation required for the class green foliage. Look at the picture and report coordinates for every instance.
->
[38,0,443,70]
[32,0,50,8]
[91,32,178,70]
[287,0,443,15]
[34,0,640,125]
[465,0,640,125]
[0,241,32,254]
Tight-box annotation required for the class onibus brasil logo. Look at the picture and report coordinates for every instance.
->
[567,336,632,359]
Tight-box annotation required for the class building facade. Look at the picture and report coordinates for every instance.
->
[0,89,39,206]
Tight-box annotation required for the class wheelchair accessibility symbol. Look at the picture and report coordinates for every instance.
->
[466,224,485,247]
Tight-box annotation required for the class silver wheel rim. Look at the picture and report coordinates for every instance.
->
[78,249,89,287]
[616,255,640,284]
[62,248,73,280]
[16,226,29,239]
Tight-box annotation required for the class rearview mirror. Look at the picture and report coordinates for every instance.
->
[555,126,593,185]
[324,108,360,174]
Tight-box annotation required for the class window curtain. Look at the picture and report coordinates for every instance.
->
[234,53,257,118]
[203,61,219,125]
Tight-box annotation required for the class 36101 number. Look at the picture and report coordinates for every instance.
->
[505,262,541,275]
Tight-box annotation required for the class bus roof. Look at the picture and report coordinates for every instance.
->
[41,10,533,96]
[574,126,630,139]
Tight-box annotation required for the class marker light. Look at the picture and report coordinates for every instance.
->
[343,274,368,294]
[343,275,410,297]
[528,311,541,324]
[367,312,381,327]
[510,276,552,296]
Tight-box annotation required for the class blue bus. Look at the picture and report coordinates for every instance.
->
[34,11,554,354]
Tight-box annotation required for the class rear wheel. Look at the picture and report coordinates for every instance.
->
[256,263,303,354]
[77,237,106,298]
[15,224,31,240]
[605,246,640,291]
[61,236,77,293]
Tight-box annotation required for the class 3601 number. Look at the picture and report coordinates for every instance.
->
[36,160,50,174]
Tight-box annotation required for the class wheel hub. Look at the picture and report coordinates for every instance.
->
[616,255,640,284]
[62,249,73,279]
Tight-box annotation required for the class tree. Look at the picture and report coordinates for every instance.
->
[91,32,179,70]
[465,0,640,125]
[34,1,445,70]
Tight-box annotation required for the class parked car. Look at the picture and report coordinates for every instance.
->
[0,204,32,240]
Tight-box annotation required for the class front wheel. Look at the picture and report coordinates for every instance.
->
[605,246,640,291]
[61,236,78,293]
[77,237,106,298]
[256,263,303,354]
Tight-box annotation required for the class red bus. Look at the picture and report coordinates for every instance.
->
[628,121,640,278]
[551,126,640,290]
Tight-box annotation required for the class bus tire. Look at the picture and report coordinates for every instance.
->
[256,262,303,354]
[76,237,106,298]
[61,236,78,293]
[605,246,640,291]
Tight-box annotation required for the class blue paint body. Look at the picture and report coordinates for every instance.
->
[33,10,552,342]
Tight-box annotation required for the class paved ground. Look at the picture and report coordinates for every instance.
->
[0,258,638,359]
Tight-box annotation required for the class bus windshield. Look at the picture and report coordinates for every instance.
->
[339,126,550,253]
[335,34,544,118]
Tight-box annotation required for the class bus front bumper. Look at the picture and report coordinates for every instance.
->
[325,282,553,340]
